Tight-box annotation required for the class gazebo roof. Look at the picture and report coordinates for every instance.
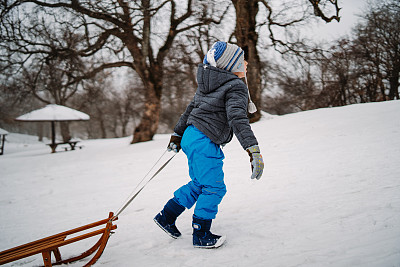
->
[0,128,9,135]
[15,104,90,122]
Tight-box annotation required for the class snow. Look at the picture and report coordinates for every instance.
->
[0,128,8,135]
[15,104,90,122]
[1,101,400,267]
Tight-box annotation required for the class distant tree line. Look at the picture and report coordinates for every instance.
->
[3,1,395,143]
[263,0,400,114]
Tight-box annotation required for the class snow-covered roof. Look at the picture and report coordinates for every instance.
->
[0,128,8,135]
[15,104,90,122]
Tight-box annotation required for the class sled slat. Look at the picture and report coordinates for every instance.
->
[0,212,117,267]
[0,236,66,263]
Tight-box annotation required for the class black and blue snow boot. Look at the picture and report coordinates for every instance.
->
[192,215,226,248]
[154,198,185,239]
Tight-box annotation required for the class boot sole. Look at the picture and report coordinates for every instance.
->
[153,218,180,239]
[193,235,226,249]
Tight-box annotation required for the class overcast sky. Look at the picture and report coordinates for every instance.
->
[311,0,368,41]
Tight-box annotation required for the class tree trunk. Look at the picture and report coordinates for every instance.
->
[37,122,44,142]
[388,60,400,100]
[99,117,107,139]
[131,78,161,143]
[232,0,262,123]
[60,121,71,142]
[121,117,128,137]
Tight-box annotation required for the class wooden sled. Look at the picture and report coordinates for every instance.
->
[0,212,117,267]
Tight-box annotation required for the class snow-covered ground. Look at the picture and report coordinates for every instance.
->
[1,101,399,267]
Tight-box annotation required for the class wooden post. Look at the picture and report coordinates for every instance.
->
[51,121,56,146]
[0,134,5,155]
[52,248,62,261]
[41,250,52,267]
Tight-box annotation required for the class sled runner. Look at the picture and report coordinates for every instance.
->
[0,212,117,267]
[0,151,175,266]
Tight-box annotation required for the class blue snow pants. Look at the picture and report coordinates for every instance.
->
[173,125,226,220]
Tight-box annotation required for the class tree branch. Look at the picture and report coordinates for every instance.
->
[69,61,134,86]
[308,0,341,23]
[22,0,127,28]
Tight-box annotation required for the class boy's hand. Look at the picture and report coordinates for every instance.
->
[246,145,264,180]
[167,133,182,153]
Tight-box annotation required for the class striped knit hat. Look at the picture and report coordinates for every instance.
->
[203,42,245,73]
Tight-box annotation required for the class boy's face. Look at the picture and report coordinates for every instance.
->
[233,60,248,78]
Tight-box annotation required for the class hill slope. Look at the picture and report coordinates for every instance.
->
[1,101,399,267]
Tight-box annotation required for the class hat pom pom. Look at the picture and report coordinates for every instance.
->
[248,101,257,114]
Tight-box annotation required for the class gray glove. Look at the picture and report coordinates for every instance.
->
[246,145,264,180]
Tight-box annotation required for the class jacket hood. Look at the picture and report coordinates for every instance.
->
[197,64,241,94]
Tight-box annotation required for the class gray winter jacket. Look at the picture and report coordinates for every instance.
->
[174,64,258,150]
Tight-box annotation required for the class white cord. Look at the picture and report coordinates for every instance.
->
[244,74,257,114]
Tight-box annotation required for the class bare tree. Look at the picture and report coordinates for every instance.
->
[156,2,232,132]
[317,40,361,106]
[69,69,144,139]
[1,0,228,143]
[353,0,400,100]
[0,69,43,132]
[316,0,400,105]
[231,0,341,121]
[1,6,98,141]
[160,43,197,132]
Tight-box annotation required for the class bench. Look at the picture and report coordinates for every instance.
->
[0,212,117,267]
[62,145,84,151]
[47,141,80,153]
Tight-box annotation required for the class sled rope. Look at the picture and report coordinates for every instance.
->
[112,150,176,221]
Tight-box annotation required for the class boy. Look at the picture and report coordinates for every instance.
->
[154,41,264,248]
